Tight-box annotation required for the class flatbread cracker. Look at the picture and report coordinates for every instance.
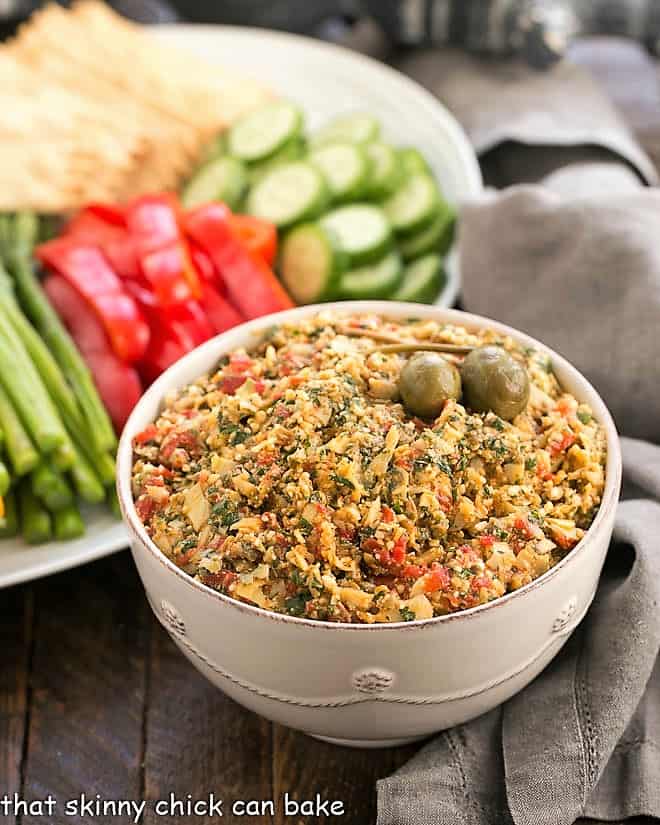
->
[0,0,272,211]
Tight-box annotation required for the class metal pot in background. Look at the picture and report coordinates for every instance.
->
[166,0,345,33]
[0,0,178,34]
[362,0,660,68]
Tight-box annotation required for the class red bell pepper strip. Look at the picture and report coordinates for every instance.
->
[84,202,127,227]
[137,304,213,386]
[228,214,277,266]
[125,193,181,253]
[190,245,216,283]
[138,336,190,386]
[65,210,123,244]
[64,209,141,280]
[140,243,198,307]
[125,194,201,302]
[133,287,214,385]
[164,301,215,349]
[43,275,142,433]
[102,235,141,281]
[185,204,294,320]
[199,282,243,334]
[36,238,149,363]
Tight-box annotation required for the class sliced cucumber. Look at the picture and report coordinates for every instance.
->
[181,156,247,210]
[228,100,303,163]
[364,141,400,198]
[399,147,431,176]
[247,137,306,184]
[393,254,445,304]
[384,173,440,235]
[320,204,392,266]
[309,142,370,202]
[279,223,345,304]
[338,251,403,300]
[310,112,380,147]
[246,161,329,228]
[398,205,455,261]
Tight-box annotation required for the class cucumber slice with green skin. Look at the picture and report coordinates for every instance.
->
[247,137,306,184]
[246,161,329,228]
[320,204,392,266]
[309,142,370,202]
[338,251,403,300]
[279,223,345,304]
[384,173,440,235]
[364,141,400,199]
[228,101,303,163]
[398,147,432,176]
[181,156,247,210]
[398,205,456,261]
[310,112,380,148]
[393,253,445,304]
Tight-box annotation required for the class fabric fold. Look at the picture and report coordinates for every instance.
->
[392,47,658,186]
[459,186,660,443]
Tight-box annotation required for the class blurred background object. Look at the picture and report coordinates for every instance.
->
[3,0,660,69]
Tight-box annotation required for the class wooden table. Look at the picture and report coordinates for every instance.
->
[2,35,659,825]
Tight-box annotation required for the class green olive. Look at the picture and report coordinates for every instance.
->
[460,345,530,420]
[399,352,462,419]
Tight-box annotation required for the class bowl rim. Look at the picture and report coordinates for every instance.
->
[117,301,622,632]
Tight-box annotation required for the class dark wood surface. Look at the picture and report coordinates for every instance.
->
[2,35,659,825]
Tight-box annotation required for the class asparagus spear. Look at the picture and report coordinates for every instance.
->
[18,480,52,544]
[68,440,105,504]
[0,213,117,454]
[0,456,9,497]
[0,307,68,453]
[31,462,74,512]
[0,265,88,439]
[0,490,18,538]
[107,485,121,519]
[0,383,39,476]
[53,503,85,541]
[51,441,76,472]
[67,423,116,487]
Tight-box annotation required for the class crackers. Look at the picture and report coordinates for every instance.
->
[2,1,272,212]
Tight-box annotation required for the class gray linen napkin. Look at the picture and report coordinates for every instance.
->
[377,42,660,825]
[460,184,660,443]
[393,45,658,187]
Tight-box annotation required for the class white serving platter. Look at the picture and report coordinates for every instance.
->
[0,23,481,589]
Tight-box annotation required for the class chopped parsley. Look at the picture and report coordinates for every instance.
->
[285,591,312,616]
[299,517,313,535]
[212,499,239,528]
[399,606,416,622]
[217,417,251,445]
[331,474,355,490]
[486,438,508,458]
[179,537,197,551]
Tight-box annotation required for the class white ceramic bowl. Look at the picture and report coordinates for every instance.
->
[117,302,621,748]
